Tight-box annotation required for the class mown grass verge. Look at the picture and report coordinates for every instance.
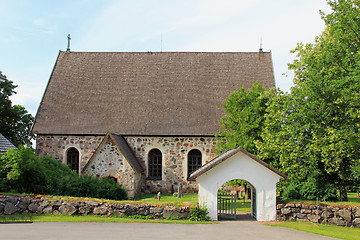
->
[266,221,360,240]
[137,193,197,204]
[282,192,360,208]
[0,214,215,224]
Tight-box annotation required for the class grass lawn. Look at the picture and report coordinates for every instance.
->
[218,198,251,213]
[136,193,198,205]
[266,221,360,240]
[0,214,214,224]
[236,199,251,213]
[284,192,360,207]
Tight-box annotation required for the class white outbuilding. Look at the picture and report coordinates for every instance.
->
[189,148,287,221]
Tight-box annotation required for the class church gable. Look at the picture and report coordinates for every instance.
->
[82,132,143,175]
[82,132,143,197]
[82,136,126,177]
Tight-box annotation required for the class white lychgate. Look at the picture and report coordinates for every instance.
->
[189,148,286,221]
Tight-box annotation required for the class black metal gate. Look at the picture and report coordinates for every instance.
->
[251,188,256,219]
[218,193,237,220]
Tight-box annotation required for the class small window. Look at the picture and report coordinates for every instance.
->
[67,148,79,173]
[188,149,202,178]
[148,149,162,180]
[107,176,118,183]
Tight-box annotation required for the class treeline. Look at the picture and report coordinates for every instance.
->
[216,0,360,201]
[0,146,127,200]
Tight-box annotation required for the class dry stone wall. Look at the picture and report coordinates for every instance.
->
[0,195,190,219]
[277,203,360,228]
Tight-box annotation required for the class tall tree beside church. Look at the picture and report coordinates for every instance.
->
[0,71,33,146]
[216,82,271,155]
[258,0,360,201]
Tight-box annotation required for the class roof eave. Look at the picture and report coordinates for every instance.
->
[189,147,287,180]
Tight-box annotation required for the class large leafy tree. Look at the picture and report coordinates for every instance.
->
[0,71,33,146]
[258,0,360,201]
[216,82,271,155]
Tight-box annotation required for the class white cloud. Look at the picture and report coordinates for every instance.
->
[33,18,45,26]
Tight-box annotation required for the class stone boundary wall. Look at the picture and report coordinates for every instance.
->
[0,195,190,219]
[277,203,360,228]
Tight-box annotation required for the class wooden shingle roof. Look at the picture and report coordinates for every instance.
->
[32,51,275,136]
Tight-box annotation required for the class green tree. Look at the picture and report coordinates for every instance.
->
[351,162,360,196]
[0,71,33,146]
[216,82,271,155]
[258,0,360,201]
[0,145,45,192]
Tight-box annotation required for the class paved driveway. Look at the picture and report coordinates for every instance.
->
[0,221,338,240]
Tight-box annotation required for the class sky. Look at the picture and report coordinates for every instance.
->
[0,0,331,116]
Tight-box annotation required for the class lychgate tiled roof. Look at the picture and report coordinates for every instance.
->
[0,133,16,152]
[31,51,275,136]
[189,148,287,180]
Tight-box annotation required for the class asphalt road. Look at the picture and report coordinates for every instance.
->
[0,221,338,240]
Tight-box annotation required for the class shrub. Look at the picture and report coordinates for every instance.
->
[0,147,128,200]
[0,146,45,193]
[189,205,210,221]
[282,183,301,200]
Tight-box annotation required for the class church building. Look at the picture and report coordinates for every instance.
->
[31,51,275,197]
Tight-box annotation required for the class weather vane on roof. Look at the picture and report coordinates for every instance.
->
[259,37,263,53]
[66,34,71,53]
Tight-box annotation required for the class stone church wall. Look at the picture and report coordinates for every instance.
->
[83,139,141,198]
[126,136,217,194]
[35,135,217,195]
[36,135,103,170]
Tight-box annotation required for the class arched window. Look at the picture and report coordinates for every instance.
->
[148,149,162,180]
[107,176,118,183]
[67,148,79,173]
[188,149,202,178]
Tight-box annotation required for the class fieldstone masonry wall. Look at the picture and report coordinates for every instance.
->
[126,136,216,193]
[277,203,360,228]
[36,135,217,195]
[36,135,103,169]
[83,139,141,197]
[0,195,190,219]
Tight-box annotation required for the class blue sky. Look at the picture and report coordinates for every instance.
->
[0,0,330,116]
